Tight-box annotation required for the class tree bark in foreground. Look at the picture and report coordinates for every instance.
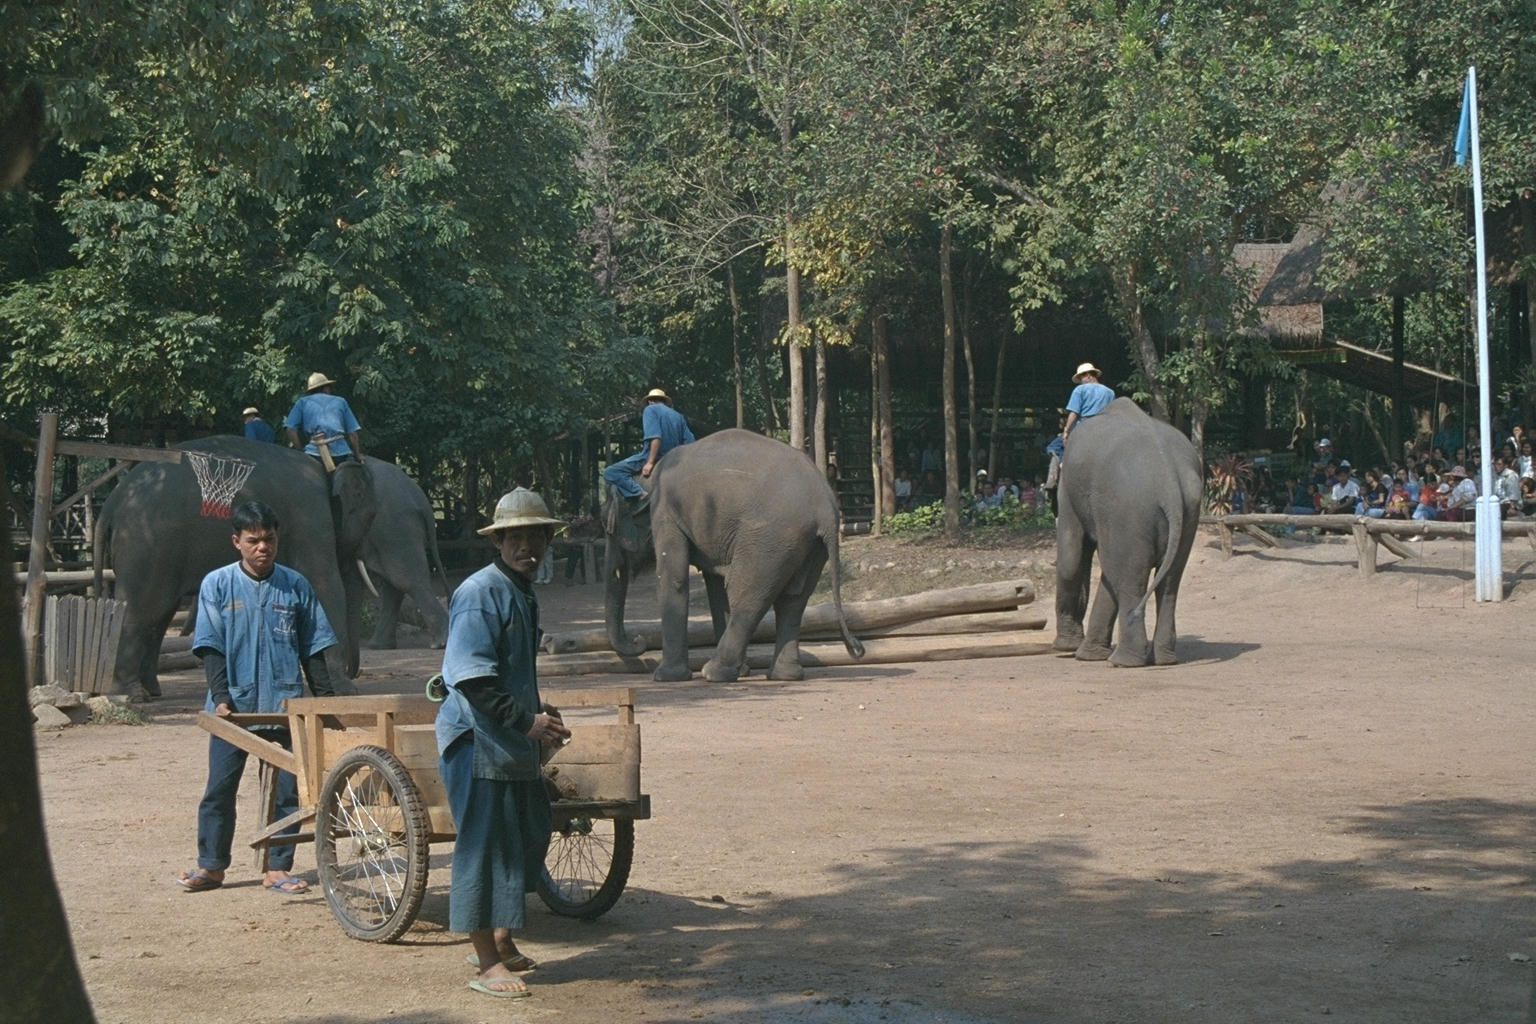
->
[0,477,97,1023]
[940,221,960,537]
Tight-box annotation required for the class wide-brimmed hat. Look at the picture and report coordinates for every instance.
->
[1072,362,1102,382]
[1316,437,1332,448]
[306,372,336,392]
[644,387,672,405]
[1446,465,1469,479]
[476,488,566,536]
[241,406,260,417]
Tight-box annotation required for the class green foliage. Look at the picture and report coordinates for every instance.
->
[884,494,1053,535]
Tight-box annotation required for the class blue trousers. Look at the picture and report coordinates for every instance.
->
[440,734,551,933]
[602,451,648,498]
[196,731,298,872]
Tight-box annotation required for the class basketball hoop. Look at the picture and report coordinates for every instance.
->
[184,451,256,518]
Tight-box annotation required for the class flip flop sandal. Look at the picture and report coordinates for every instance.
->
[467,978,531,999]
[466,953,537,972]
[177,869,223,893]
[262,876,310,894]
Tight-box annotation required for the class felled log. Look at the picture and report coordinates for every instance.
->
[544,579,1036,654]
[539,630,1054,678]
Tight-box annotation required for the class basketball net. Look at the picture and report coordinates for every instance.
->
[184,451,256,518]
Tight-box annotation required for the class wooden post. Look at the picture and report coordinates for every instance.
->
[23,412,57,686]
[1353,521,1375,577]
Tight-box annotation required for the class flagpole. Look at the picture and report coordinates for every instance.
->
[1464,66,1502,601]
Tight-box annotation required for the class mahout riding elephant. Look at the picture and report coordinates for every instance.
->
[1052,398,1201,666]
[603,428,864,682]
[355,459,448,649]
[95,436,375,697]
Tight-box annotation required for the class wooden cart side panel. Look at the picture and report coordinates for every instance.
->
[392,726,454,835]
[546,724,641,802]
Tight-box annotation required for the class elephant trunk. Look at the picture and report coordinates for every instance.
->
[603,535,648,657]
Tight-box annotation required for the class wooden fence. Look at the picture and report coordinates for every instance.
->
[43,595,127,695]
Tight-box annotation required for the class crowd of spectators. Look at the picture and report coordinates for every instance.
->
[1262,425,1536,524]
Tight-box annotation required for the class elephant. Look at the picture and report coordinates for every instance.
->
[1051,398,1202,667]
[95,436,375,697]
[603,428,865,682]
[354,459,448,650]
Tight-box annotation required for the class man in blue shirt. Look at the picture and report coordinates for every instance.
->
[284,372,364,463]
[241,406,275,443]
[175,501,339,895]
[602,388,694,505]
[1061,362,1115,448]
[436,488,570,998]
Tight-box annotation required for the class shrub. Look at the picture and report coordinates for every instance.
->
[883,495,1054,535]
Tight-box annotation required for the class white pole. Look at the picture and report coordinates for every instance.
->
[1466,66,1502,601]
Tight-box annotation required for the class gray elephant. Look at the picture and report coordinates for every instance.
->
[95,436,375,697]
[604,428,864,682]
[355,459,448,649]
[1052,398,1201,666]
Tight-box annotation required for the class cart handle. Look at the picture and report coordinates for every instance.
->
[196,712,298,775]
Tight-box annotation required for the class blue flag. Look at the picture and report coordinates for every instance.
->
[1454,72,1471,166]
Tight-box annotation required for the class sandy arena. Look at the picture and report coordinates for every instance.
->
[34,528,1536,1023]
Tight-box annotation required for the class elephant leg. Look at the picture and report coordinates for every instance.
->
[764,547,826,680]
[1053,528,1094,652]
[368,581,404,649]
[652,529,693,682]
[1105,570,1152,668]
[1075,575,1117,662]
[405,580,448,649]
[703,572,730,644]
[1150,584,1181,665]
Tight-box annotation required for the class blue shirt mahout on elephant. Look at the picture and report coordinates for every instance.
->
[601,428,865,683]
[1051,398,1202,667]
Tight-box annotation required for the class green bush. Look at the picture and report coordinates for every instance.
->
[884,495,1054,535]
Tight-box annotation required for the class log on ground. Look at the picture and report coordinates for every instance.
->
[539,630,1054,678]
[544,578,1037,654]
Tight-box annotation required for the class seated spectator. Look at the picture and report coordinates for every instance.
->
[1284,477,1314,516]
[919,470,941,501]
[893,467,913,511]
[1384,478,1413,519]
[1018,479,1037,506]
[1439,465,1477,521]
[1413,472,1442,521]
[1521,476,1536,518]
[1519,439,1534,479]
[1357,469,1388,517]
[1321,465,1360,514]
[1395,467,1420,502]
[1495,455,1522,512]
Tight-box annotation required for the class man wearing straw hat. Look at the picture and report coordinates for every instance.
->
[1043,362,1115,489]
[283,371,364,464]
[435,488,572,999]
[240,406,276,443]
[601,387,694,509]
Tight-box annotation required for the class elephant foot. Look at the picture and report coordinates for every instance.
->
[652,663,693,682]
[766,661,804,681]
[1108,644,1151,668]
[1153,647,1179,666]
[701,658,742,683]
[1052,631,1083,653]
[1074,642,1112,662]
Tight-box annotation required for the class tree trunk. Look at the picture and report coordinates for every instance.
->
[813,326,828,475]
[787,229,805,452]
[940,222,960,537]
[728,260,745,429]
[1112,267,1170,421]
[989,334,1007,478]
[875,315,895,529]
[869,337,882,536]
[961,265,977,491]
[0,476,98,1023]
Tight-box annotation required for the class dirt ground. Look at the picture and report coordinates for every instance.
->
[34,526,1536,1024]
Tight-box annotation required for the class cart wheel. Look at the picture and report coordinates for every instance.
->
[537,814,634,920]
[315,745,429,942]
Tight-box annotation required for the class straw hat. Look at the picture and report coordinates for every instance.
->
[644,387,672,405]
[306,372,336,392]
[241,407,260,417]
[476,488,566,536]
[1445,465,1469,479]
[1072,362,1103,382]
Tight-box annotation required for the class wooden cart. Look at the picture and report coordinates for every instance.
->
[197,687,649,942]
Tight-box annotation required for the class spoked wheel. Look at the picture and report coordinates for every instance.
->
[537,813,634,920]
[314,745,430,942]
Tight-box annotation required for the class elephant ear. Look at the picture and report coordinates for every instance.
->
[331,461,377,556]
[602,491,651,555]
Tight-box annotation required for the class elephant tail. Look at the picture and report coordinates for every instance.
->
[820,512,866,661]
[92,501,113,595]
[1129,497,1187,626]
